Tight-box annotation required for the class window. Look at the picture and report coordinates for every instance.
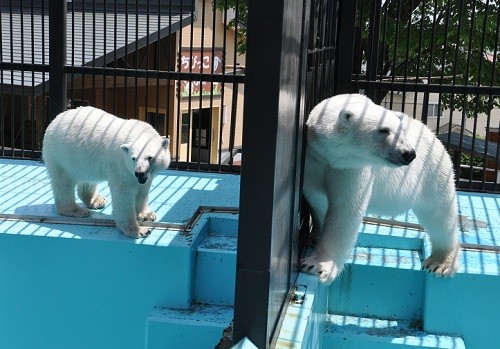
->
[67,99,89,108]
[427,103,442,118]
[181,113,190,144]
[146,111,168,136]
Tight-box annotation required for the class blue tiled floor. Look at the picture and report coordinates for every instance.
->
[0,158,240,245]
[1,158,499,250]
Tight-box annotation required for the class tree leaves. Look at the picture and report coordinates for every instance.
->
[359,0,500,117]
[213,0,248,55]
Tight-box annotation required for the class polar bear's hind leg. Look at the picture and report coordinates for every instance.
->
[47,165,90,218]
[77,182,107,209]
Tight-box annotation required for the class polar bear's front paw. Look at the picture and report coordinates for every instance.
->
[300,256,340,285]
[137,210,157,222]
[118,223,151,239]
[422,247,460,277]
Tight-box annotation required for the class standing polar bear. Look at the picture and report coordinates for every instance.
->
[301,94,461,284]
[43,107,171,238]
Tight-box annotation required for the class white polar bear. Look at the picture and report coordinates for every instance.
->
[42,106,171,238]
[301,94,461,284]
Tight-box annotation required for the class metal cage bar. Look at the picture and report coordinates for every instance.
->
[1,0,245,172]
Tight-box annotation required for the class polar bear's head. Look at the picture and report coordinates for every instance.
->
[121,135,171,184]
[307,94,416,169]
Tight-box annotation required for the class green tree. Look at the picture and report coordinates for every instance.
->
[213,0,500,117]
[213,0,248,55]
[356,0,500,117]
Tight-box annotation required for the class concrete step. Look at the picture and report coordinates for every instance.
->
[145,214,237,348]
[194,214,238,306]
[146,304,233,349]
[329,246,424,321]
[358,215,425,251]
[324,314,466,349]
[423,249,500,349]
[0,222,199,349]
[421,191,500,349]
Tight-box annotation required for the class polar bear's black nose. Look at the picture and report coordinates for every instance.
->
[402,150,416,164]
[135,171,148,184]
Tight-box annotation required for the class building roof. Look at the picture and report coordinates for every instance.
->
[437,123,474,137]
[0,1,195,96]
[438,132,499,161]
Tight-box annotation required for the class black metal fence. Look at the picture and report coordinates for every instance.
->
[0,0,244,172]
[339,0,500,192]
[236,0,500,346]
[2,0,500,348]
[234,0,340,347]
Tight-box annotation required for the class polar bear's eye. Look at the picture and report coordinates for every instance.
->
[147,156,154,163]
[132,157,136,162]
[379,127,390,134]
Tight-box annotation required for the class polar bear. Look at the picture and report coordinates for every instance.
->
[42,106,171,238]
[301,94,461,284]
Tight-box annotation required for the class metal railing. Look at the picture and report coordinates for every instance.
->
[341,0,500,192]
[0,0,244,173]
[2,1,500,348]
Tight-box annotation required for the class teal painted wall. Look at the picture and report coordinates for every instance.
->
[0,230,195,348]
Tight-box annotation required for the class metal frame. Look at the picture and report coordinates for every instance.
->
[48,0,67,119]
[3,1,500,347]
[340,0,500,192]
[1,0,244,172]
[233,0,310,347]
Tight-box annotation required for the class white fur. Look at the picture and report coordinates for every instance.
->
[42,106,171,238]
[301,94,461,284]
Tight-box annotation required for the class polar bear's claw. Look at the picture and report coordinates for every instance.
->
[300,262,314,272]
[300,256,339,285]
[118,224,151,239]
[422,249,460,278]
[133,226,151,238]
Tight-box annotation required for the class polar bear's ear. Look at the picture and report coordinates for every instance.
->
[120,144,131,154]
[339,110,353,126]
[161,136,170,149]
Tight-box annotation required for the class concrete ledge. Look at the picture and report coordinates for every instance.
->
[329,247,424,321]
[195,214,238,306]
[359,216,425,251]
[325,314,466,349]
[0,229,195,349]
[147,304,233,349]
[275,273,329,349]
[423,254,500,349]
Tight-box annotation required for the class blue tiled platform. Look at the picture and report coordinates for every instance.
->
[277,191,500,349]
[0,158,240,349]
[1,158,499,349]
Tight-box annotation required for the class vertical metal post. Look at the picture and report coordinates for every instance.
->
[334,0,357,94]
[233,0,308,347]
[233,2,284,344]
[49,0,67,120]
[365,0,382,101]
